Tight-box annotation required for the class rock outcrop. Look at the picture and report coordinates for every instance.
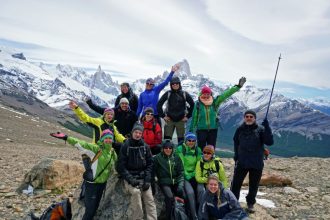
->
[19,158,84,191]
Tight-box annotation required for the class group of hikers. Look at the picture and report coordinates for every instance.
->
[50,63,274,220]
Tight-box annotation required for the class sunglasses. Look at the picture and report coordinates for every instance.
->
[245,115,255,119]
[146,113,154,116]
[187,139,196,142]
[164,147,173,150]
[146,83,154,86]
[171,83,179,85]
[203,151,212,155]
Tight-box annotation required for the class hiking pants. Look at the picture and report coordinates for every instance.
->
[124,181,157,220]
[164,120,186,143]
[196,129,218,150]
[230,164,263,206]
[184,179,198,219]
[160,184,182,220]
[82,181,107,220]
[197,183,206,206]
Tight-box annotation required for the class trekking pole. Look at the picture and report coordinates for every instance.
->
[265,54,282,119]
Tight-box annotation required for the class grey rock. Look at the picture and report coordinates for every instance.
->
[284,187,300,194]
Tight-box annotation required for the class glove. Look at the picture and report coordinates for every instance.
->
[237,77,246,87]
[128,178,140,187]
[50,132,68,141]
[141,182,151,191]
[177,185,184,198]
[262,118,270,129]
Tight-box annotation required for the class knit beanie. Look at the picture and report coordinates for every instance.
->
[244,110,257,118]
[162,139,174,149]
[132,122,144,132]
[103,107,114,115]
[119,97,129,104]
[144,107,154,114]
[203,145,215,154]
[170,76,181,84]
[146,78,155,85]
[185,132,197,141]
[201,86,212,94]
[100,129,113,142]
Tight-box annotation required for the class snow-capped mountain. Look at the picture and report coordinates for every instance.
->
[1,47,330,157]
[298,98,330,116]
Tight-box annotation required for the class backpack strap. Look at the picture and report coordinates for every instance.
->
[91,149,102,163]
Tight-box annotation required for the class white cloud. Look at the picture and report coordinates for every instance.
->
[205,0,330,44]
[0,0,329,89]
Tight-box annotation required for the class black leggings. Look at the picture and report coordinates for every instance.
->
[196,129,218,150]
[160,184,180,220]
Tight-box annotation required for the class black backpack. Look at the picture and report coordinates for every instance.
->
[200,158,222,175]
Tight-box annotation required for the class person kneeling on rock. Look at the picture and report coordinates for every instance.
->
[117,123,157,220]
[50,129,117,220]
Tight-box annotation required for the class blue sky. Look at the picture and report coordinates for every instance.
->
[1,0,330,99]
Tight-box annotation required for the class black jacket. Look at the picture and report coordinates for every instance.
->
[234,123,273,170]
[115,88,139,113]
[117,138,153,183]
[157,86,195,122]
[86,99,138,136]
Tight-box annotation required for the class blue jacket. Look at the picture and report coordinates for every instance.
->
[234,123,274,170]
[136,71,174,117]
[198,183,248,220]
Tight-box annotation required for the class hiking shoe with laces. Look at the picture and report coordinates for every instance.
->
[247,204,255,213]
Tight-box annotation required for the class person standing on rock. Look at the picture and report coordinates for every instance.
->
[157,76,195,144]
[69,100,125,154]
[117,123,157,220]
[50,129,117,220]
[153,139,185,220]
[115,82,139,112]
[85,97,138,137]
[231,110,274,213]
[176,132,202,219]
[189,77,246,150]
[198,175,249,220]
[136,64,180,123]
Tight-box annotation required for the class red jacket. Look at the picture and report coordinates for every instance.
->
[143,119,162,148]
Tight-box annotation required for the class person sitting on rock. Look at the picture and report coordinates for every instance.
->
[115,82,139,112]
[69,100,125,154]
[85,97,138,138]
[198,175,249,220]
[231,110,274,213]
[195,145,228,203]
[157,76,195,144]
[117,123,157,220]
[175,132,202,219]
[189,77,246,150]
[50,129,117,220]
[136,64,180,123]
[154,139,185,220]
[141,107,162,155]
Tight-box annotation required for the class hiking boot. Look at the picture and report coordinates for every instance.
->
[247,204,255,213]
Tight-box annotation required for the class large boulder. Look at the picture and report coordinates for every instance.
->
[19,158,84,191]
[71,173,165,220]
[243,172,292,187]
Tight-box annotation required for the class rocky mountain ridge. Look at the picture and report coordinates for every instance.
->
[1,47,330,156]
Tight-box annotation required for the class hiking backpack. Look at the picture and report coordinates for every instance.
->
[200,158,223,175]
[164,91,187,115]
[29,198,72,220]
[171,197,188,220]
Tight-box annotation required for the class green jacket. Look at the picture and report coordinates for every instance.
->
[176,143,202,180]
[189,85,240,131]
[154,151,184,187]
[67,137,117,183]
[73,107,125,143]
[195,157,228,188]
